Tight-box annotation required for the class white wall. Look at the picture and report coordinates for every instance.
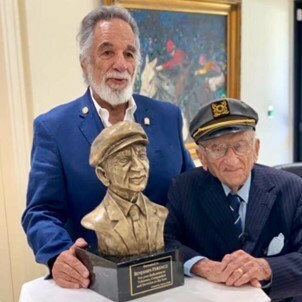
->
[241,0,292,166]
[24,0,99,117]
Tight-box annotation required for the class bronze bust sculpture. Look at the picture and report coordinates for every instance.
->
[81,121,168,257]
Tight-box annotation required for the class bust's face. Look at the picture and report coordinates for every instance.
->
[104,143,149,193]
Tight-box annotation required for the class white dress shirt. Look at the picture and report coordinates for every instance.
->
[89,87,137,127]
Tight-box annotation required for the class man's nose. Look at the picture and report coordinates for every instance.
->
[112,53,128,72]
[223,146,240,163]
[131,156,144,171]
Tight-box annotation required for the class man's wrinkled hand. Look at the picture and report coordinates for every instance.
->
[52,238,90,289]
[222,249,272,287]
[191,258,232,283]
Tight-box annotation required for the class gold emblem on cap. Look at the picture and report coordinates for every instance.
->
[82,107,89,114]
[211,100,229,118]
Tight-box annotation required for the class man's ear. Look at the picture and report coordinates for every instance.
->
[253,138,260,163]
[95,166,110,186]
[196,147,208,171]
[80,58,88,77]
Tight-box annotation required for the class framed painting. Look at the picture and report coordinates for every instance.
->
[104,0,241,158]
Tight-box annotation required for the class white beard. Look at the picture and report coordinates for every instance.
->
[88,68,135,106]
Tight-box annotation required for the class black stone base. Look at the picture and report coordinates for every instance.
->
[75,247,184,302]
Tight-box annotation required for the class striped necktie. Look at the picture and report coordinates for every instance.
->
[227,193,242,237]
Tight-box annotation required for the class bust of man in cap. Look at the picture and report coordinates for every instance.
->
[81,120,168,257]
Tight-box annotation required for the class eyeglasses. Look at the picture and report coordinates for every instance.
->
[199,140,254,159]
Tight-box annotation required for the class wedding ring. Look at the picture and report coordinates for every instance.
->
[237,268,244,274]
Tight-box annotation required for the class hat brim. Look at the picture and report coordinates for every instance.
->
[108,136,148,157]
[197,124,255,142]
[96,136,148,166]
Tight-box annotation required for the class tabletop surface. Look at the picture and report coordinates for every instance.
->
[19,276,271,302]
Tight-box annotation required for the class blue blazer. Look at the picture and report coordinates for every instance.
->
[165,164,302,301]
[22,89,194,265]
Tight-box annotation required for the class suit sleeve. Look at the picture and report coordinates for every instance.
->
[176,107,195,172]
[21,118,73,265]
[265,191,302,300]
[164,179,201,262]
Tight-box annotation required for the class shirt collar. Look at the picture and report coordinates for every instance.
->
[108,189,146,217]
[221,172,251,204]
[89,87,137,128]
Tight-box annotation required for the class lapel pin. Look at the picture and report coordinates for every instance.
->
[144,117,150,125]
[82,106,89,114]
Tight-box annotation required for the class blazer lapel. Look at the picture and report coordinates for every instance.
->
[105,195,138,253]
[197,176,242,252]
[243,169,277,254]
[78,89,104,145]
[113,220,138,254]
[133,95,156,146]
[144,197,160,251]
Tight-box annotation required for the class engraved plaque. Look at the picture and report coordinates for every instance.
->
[76,247,184,302]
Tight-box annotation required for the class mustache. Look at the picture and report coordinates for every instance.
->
[105,71,131,81]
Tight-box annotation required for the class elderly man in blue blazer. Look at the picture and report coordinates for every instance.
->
[165,98,302,302]
[22,6,193,290]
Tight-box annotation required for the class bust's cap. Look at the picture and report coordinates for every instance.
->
[90,120,149,167]
[189,98,258,142]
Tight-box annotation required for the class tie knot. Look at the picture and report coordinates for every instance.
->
[129,204,140,221]
[227,193,241,213]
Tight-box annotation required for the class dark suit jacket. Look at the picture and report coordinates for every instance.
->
[22,89,193,265]
[165,164,302,301]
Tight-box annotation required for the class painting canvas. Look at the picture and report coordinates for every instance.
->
[132,9,227,142]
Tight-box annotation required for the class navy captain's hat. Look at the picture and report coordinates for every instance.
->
[189,98,258,143]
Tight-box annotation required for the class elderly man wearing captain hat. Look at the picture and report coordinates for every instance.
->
[165,98,302,301]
